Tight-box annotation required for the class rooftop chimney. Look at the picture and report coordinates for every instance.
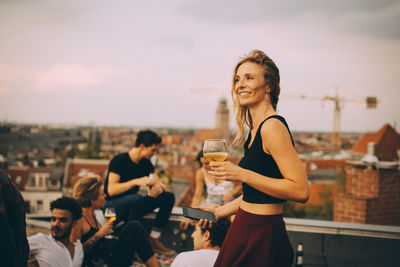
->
[361,142,379,165]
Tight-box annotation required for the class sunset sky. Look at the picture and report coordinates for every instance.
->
[1,0,399,132]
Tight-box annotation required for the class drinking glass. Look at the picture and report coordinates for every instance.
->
[203,139,228,193]
[104,207,116,239]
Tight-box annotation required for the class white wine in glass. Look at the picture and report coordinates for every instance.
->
[203,139,228,193]
[104,207,116,239]
[104,207,116,222]
[203,152,228,162]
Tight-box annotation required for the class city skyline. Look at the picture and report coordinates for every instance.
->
[1,0,399,133]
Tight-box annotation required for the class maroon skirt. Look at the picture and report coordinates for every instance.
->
[214,208,293,267]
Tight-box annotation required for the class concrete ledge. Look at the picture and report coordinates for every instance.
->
[26,208,400,239]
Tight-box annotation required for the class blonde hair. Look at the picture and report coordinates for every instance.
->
[72,176,103,207]
[231,50,281,144]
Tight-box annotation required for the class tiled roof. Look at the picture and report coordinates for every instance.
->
[63,158,109,189]
[4,166,30,190]
[312,159,346,169]
[5,166,53,191]
[352,124,400,161]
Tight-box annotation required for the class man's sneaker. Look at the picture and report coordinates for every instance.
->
[149,237,176,256]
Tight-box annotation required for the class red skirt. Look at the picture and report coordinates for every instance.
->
[214,208,293,267]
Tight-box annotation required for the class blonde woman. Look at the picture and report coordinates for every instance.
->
[203,50,309,267]
[70,176,159,267]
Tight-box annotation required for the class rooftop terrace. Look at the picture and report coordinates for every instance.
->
[27,207,400,267]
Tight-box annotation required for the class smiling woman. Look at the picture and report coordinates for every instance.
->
[231,50,281,144]
[201,50,309,267]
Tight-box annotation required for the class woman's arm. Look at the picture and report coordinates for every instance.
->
[107,172,153,197]
[244,119,309,202]
[199,195,242,228]
[179,169,205,230]
[215,195,242,219]
[191,169,205,207]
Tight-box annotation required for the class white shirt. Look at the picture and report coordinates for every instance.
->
[28,233,84,267]
[171,249,219,267]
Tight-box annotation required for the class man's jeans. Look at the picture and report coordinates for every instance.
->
[106,191,175,229]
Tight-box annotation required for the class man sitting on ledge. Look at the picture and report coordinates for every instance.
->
[105,129,175,255]
[171,218,231,267]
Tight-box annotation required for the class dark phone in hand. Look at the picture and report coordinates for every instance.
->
[182,206,217,223]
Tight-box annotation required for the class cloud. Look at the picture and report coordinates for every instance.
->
[0,64,37,93]
[0,87,8,94]
[181,0,398,21]
[338,2,400,39]
[32,64,129,92]
[180,0,400,39]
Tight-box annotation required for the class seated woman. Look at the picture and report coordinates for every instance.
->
[70,175,159,267]
[180,151,241,229]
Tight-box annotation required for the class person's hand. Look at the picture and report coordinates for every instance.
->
[208,161,244,183]
[134,177,155,187]
[222,191,234,202]
[95,221,114,238]
[179,218,193,230]
[195,206,219,229]
[149,182,164,198]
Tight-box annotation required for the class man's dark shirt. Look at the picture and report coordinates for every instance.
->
[104,153,154,200]
[0,169,29,267]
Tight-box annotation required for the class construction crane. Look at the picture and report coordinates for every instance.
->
[289,88,378,149]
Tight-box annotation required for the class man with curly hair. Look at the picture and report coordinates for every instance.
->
[27,197,83,267]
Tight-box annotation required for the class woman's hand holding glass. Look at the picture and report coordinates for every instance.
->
[95,221,114,238]
[104,207,117,239]
[203,139,229,193]
[208,161,244,183]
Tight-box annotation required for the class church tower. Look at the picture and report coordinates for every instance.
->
[215,97,230,139]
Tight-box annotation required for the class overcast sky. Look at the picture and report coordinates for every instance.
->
[1,0,399,132]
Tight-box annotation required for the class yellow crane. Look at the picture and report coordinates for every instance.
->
[290,88,377,149]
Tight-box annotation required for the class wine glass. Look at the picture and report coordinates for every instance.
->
[203,139,228,194]
[104,207,116,239]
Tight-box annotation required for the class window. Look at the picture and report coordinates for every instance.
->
[38,176,44,187]
[26,176,35,186]
[37,200,43,211]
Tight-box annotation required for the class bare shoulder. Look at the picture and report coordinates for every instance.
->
[260,117,292,151]
[195,168,205,181]
[70,218,83,242]
[261,117,290,139]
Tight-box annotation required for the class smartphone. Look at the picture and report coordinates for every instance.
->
[182,206,217,223]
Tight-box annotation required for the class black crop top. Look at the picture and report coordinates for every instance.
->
[239,115,294,204]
